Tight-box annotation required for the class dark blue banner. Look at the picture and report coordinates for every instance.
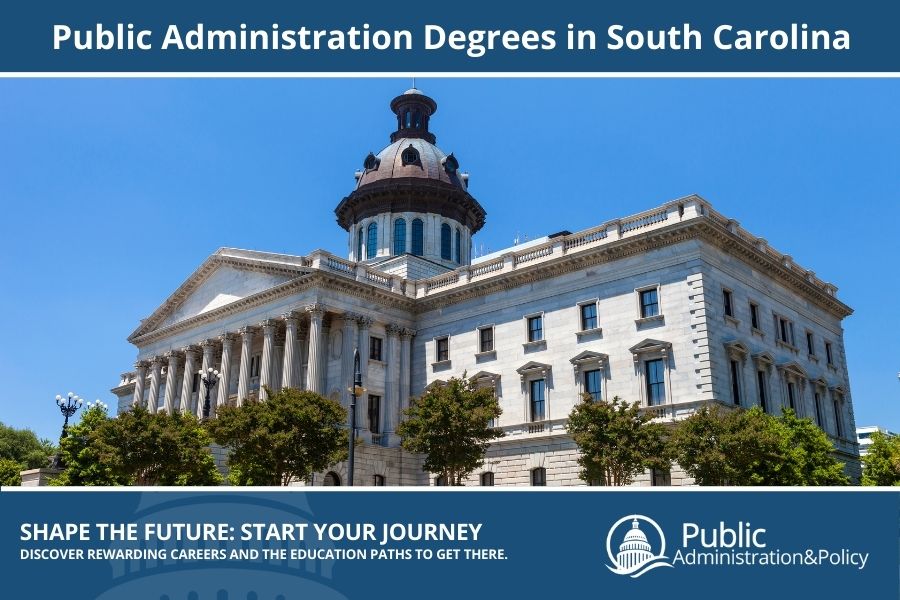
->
[0,0,896,72]
[2,489,897,599]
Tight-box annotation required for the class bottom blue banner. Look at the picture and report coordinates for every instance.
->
[2,489,897,599]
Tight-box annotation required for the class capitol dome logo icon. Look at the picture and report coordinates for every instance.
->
[606,514,673,578]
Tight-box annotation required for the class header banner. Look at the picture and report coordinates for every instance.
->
[1,489,897,599]
[0,0,897,73]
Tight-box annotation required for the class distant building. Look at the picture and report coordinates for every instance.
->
[111,88,861,485]
[856,426,898,457]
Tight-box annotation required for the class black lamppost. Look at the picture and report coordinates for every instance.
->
[199,367,219,420]
[347,348,365,486]
[55,392,83,440]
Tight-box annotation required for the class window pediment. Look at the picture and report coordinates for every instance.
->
[751,351,775,368]
[516,361,552,381]
[628,338,671,355]
[470,370,500,383]
[777,361,808,379]
[569,350,609,367]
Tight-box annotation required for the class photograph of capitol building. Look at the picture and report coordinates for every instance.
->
[111,87,859,486]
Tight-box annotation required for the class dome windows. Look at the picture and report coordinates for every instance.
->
[363,152,380,171]
[393,218,407,255]
[440,223,452,261]
[366,222,378,260]
[411,219,424,256]
[401,145,420,165]
[442,153,459,174]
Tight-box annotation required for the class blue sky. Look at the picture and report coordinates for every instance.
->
[0,78,897,441]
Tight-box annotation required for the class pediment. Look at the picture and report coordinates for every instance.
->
[569,350,609,365]
[129,248,311,341]
[776,361,808,379]
[470,370,500,382]
[629,338,671,354]
[516,361,552,376]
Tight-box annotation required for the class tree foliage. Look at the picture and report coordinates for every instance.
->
[208,387,349,486]
[670,405,850,486]
[54,405,222,486]
[398,376,502,485]
[0,422,55,470]
[861,431,900,486]
[566,395,668,486]
[0,458,22,486]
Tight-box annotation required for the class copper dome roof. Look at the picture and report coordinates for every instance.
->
[353,138,468,192]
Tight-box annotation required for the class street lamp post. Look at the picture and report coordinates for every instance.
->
[199,367,220,420]
[55,392,83,440]
[347,348,365,486]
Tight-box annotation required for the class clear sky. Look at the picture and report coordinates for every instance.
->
[0,77,897,442]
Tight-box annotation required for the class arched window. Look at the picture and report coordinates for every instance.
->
[323,472,341,486]
[393,218,407,255]
[411,218,424,256]
[404,109,412,128]
[366,222,378,260]
[481,472,494,486]
[531,467,546,487]
[440,223,451,260]
[356,226,364,261]
[455,228,462,263]
[412,110,421,129]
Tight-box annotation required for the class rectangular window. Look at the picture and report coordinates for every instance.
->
[250,354,261,378]
[527,315,543,342]
[531,467,546,486]
[435,337,449,362]
[580,302,598,331]
[787,382,797,410]
[368,395,381,434]
[833,397,844,438]
[530,379,546,421]
[723,289,734,318]
[730,360,741,405]
[369,336,383,361]
[757,370,768,413]
[373,474,385,486]
[651,469,671,487]
[814,392,823,427]
[584,369,602,402]
[825,342,834,366]
[481,472,494,486]
[645,359,666,406]
[750,302,760,330]
[640,288,660,318]
[806,331,815,356]
[776,315,795,346]
[479,327,494,353]
[191,373,200,394]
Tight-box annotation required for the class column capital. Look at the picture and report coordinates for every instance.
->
[305,303,326,317]
[260,318,279,333]
[164,351,181,362]
[238,325,256,338]
[218,332,237,344]
[343,312,361,329]
[281,312,300,326]
[386,324,403,337]
[134,359,150,370]
[149,356,165,367]
[180,346,200,359]
[400,328,417,340]
[357,316,374,330]
[200,339,217,351]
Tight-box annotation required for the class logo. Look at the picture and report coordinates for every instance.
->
[606,514,673,578]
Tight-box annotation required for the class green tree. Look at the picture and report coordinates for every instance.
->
[566,395,668,486]
[0,422,55,470]
[0,458,22,486]
[670,405,850,486]
[208,387,349,486]
[398,375,502,485]
[54,405,221,486]
[861,431,900,486]
[52,403,127,486]
[778,409,850,486]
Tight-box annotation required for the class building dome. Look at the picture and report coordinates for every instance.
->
[335,88,487,268]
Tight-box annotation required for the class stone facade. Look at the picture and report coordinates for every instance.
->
[111,90,860,486]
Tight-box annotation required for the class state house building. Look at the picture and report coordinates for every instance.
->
[111,88,860,485]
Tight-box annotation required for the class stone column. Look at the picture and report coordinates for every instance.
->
[237,326,255,406]
[357,317,372,437]
[399,329,415,415]
[198,340,217,419]
[281,313,299,389]
[341,314,358,407]
[305,304,325,394]
[259,319,277,399]
[132,360,149,407]
[384,325,401,444]
[179,347,199,414]
[147,357,163,414]
[216,333,236,411]
[273,331,285,393]
[297,320,308,390]
[163,352,181,414]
